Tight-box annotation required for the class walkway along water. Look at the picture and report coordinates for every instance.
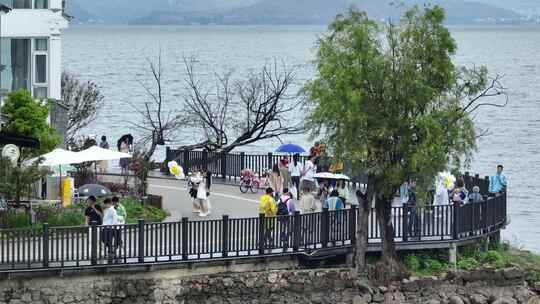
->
[0,174,506,273]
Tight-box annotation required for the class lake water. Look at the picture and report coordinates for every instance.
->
[63,25,540,253]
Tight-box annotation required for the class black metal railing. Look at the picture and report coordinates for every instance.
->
[165,148,368,186]
[0,190,507,273]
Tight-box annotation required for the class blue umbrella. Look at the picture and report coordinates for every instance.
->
[275,144,305,154]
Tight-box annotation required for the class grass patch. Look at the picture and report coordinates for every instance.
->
[403,242,540,278]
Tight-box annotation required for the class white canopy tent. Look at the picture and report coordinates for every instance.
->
[28,148,83,167]
[75,146,131,162]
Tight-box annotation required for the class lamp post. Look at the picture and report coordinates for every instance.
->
[0,3,12,129]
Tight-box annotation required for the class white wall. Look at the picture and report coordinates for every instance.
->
[1,10,68,38]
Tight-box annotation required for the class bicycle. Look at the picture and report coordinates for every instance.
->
[239,169,269,194]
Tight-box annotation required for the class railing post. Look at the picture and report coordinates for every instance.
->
[267,152,273,169]
[452,202,459,240]
[402,205,409,242]
[138,219,145,263]
[321,208,329,248]
[202,151,208,171]
[222,215,229,258]
[258,213,265,255]
[221,152,227,180]
[349,205,357,245]
[165,146,171,162]
[293,211,301,252]
[42,223,49,268]
[183,150,190,174]
[181,217,189,260]
[240,152,246,175]
[91,221,98,265]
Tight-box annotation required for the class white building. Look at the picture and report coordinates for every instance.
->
[0,0,69,102]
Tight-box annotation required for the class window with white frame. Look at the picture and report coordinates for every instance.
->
[33,38,48,99]
[34,0,48,9]
[0,38,49,100]
[6,0,48,9]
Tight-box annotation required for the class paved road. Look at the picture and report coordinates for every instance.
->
[148,178,263,222]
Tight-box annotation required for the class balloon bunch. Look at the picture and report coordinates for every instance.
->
[439,172,456,190]
[168,161,185,180]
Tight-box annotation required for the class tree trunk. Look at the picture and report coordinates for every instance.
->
[376,194,396,261]
[354,175,375,275]
[371,192,408,284]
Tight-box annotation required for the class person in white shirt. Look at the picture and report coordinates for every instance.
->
[301,156,317,193]
[289,154,303,199]
[102,199,119,260]
[190,171,211,217]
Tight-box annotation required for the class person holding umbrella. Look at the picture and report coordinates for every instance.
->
[117,134,133,175]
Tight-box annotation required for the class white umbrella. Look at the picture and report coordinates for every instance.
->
[76,146,131,162]
[28,148,82,167]
[314,172,337,179]
[334,174,351,181]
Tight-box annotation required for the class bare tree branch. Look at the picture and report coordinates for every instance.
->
[179,57,304,153]
[128,50,183,160]
[61,72,104,145]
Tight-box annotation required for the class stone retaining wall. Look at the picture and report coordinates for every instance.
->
[0,267,538,304]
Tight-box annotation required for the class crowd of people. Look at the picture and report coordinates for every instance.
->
[399,165,508,237]
[84,196,127,261]
[257,143,352,248]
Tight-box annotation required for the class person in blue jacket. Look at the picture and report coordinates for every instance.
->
[489,165,507,195]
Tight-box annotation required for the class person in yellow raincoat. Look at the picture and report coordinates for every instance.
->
[259,187,277,249]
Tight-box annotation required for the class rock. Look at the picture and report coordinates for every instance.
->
[492,297,518,304]
[527,296,540,304]
[222,278,234,287]
[379,286,388,293]
[268,273,279,284]
[513,286,533,303]
[533,282,540,293]
[352,295,369,304]
[355,280,373,295]
[372,293,385,303]
[501,267,524,280]
[449,295,465,304]
[469,294,488,304]
[426,300,441,304]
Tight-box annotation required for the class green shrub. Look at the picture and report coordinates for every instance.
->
[483,250,506,268]
[7,211,31,228]
[46,211,85,227]
[458,257,480,270]
[425,258,446,274]
[122,198,168,223]
[405,255,421,272]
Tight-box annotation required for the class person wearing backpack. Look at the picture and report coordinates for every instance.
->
[277,188,294,248]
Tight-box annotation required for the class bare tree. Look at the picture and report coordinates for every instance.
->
[61,72,104,145]
[128,51,183,160]
[180,57,305,153]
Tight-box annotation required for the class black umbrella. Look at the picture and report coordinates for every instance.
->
[117,134,134,151]
[78,184,112,197]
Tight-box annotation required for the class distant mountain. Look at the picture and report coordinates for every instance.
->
[475,0,540,15]
[131,0,523,25]
[66,0,258,24]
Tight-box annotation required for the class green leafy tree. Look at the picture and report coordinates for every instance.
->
[304,7,506,281]
[1,90,61,158]
[0,157,44,203]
